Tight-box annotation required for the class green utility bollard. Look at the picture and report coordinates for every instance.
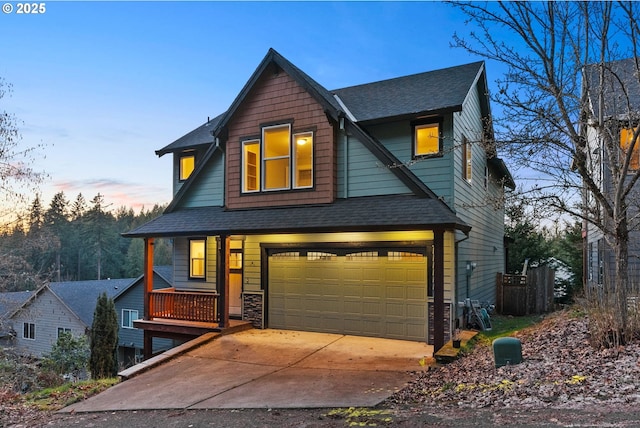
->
[492,337,522,368]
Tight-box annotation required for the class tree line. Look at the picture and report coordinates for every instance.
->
[0,191,171,292]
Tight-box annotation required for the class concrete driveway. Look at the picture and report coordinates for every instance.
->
[62,329,433,412]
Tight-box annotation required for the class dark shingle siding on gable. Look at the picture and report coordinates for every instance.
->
[333,62,484,123]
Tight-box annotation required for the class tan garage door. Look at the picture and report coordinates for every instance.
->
[268,248,428,341]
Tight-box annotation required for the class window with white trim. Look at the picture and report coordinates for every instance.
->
[241,123,314,193]
[23,322,35,340]
[462,136,472,184]
[57,327,71,337]
[189,239,206,279]
[122,309,139,329]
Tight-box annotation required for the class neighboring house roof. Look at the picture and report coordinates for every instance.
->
[333,61,485,123]
[151,265,173,285]
[0,291,33,318]
[585,57,640,120]
[48,278,135,327]
[113,266,174,300]
[124,194,470,238]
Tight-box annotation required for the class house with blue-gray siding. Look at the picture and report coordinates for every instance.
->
[125,49,514,355]
[114,266,177,367]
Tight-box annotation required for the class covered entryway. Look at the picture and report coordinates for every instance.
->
[267,245,429,341]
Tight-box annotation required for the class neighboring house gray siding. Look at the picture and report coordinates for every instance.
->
[115,270,174,366]
[10,288,86,358]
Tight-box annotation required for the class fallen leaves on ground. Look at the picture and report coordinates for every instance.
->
[389,309,640,410]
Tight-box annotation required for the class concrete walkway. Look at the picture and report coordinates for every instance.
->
[62,329,433,412]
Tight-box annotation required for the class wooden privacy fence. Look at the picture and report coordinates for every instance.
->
[496,266,555,316]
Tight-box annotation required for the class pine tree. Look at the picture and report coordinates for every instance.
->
[89,292,118,378]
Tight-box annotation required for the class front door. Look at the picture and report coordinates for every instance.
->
[229,241,243,317]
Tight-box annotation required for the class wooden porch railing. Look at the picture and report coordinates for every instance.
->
[149,288,219,323]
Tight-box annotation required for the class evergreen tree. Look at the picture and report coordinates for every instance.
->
[89,292,118,379]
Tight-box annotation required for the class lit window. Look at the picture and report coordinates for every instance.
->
[122,309,139,329]
[294,132,313,188]
[388,251,424,261]
[189,239,206,279]
[179,153,195,181]
[23,322,35,340]
[462,136,472,184]
[307,251,337,261]
[229,251,243,270]
[241,124,314,193]
[346,251,379,261]
[414,122,441,157]
[263,125,291,190]
[242,140,260,192]
[271,251,300,260]
[620,127,640,171]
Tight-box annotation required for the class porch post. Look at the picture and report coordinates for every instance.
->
[143,237,154,360]
[217,235,230,328]
[143,237,154,320]
[433,229,445,351]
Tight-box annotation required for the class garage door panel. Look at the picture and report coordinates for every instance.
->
[406,285,427,300]
[386,302,407,317]
[269,250,428,342]
[407,303,426,318]
[363,284,382,298]
[386,285,407,299]
[362,300,382,315]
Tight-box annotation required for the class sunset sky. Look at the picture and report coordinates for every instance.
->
[0,1,488,213]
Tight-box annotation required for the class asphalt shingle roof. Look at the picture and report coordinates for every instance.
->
[0,291,32,318]
[124,194,470,238]
[48,278,135,326]
[156,114,222,157]
[333,62,484,122]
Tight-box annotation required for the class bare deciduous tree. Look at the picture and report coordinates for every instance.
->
[0,77,46,228]
[450,1,640,343]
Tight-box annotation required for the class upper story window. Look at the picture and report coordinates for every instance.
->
[413,119,442,158]
[189,238,206,279]
[179,152,196,181]
[462,136,472,184]
[242,123,314,193]
[620,126,640,171]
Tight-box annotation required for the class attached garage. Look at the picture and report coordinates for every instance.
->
[267,245,430,342]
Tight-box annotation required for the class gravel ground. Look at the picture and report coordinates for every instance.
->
[9,309,640,427]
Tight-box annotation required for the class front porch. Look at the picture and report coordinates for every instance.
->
[135,285,252,359]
